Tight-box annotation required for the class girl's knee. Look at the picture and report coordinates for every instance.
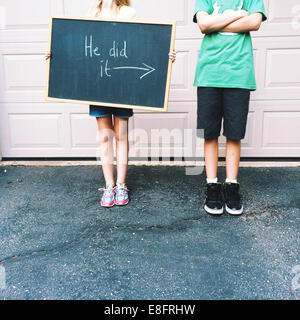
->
[114,128,128,142]
[97,129,114,144]
[115,133,127,143]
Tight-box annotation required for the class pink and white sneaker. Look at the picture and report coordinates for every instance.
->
[114,183,129,206]
[99,185,115,207]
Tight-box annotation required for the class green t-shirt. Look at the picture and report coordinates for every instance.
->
[193,0,267,90]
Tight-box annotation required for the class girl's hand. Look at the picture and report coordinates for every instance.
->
[45,51,51,60]
[169,49,177,63]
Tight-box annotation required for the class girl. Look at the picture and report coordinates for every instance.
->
[47,0,176,207]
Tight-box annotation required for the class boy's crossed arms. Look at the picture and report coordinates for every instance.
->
[196,9,263,34]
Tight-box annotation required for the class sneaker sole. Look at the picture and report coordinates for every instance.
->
[204,205,224,215]
[114,200,129,206]
[225,204,243,215]
[101,203,115,208]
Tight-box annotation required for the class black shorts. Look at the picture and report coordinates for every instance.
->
[197,87,250,140]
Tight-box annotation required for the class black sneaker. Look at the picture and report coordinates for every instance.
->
[223,182,243,215]
[204,183,224,215]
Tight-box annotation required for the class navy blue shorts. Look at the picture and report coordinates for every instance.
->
[197,87,250,141]
[89,105,133,118]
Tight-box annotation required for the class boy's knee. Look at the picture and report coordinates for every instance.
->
[226,137,241,143]
[205,137,219,142]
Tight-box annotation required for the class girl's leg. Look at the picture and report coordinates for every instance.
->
[204,138,219,180]
[114,116,129,184]
[96,116,115,186]
[225,139,241,180]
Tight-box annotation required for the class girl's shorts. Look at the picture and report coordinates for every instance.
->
[89,105,133,119]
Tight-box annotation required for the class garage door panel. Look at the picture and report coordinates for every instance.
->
[247,0,300,38]
[4,54,46,91]
[252,37,300,101]
[70,113,98,149]
[0,0,63,43]
[8,113,64,149]
[265,49,300,87]
[263,111,300,148]
[253,49,259,75]
[250,100,300,156]
[0,43,48,103]
[0,103,69,157]
[169,40,199,102]
[268,0,298,24]
[2,0,51,28]
[131,102,196,158]
[170,50,189,90]
[131,112,189,159]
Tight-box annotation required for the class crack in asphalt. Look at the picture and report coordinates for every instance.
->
[0,204,293,265]
[0,214,212,264]
[242,205,277,219]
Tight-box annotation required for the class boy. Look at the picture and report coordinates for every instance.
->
[193,0,267,215]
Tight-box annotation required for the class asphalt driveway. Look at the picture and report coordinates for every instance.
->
[0,165,299,300]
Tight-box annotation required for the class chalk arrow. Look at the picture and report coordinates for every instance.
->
[113,63,156,79]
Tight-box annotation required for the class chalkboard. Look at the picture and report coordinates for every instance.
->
[46,17,176,112]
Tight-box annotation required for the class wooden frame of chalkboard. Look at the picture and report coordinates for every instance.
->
[46,16,176,112]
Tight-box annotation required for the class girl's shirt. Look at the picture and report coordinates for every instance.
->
[193,0,267,90]
[88,5,136,19]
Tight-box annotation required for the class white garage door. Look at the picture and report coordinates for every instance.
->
[0,0,300,158]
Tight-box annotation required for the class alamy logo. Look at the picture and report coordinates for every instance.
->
[0,265,6,290]
[291,265,300,291]
[0,6,6,29]
[292,5,300,30]
[94,128,205,176]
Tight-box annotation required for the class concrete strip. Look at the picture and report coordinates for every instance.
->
[0,160,300,167]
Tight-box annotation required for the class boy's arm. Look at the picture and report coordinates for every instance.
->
[221,13,263,33]
[196,10,248,34]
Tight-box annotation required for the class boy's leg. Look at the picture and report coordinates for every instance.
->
[197,87,223,215]
[204,138,224,215]
[223,88,250,215]
[225,139,241,181]
[204,138,219,180]
[197,87,222,181]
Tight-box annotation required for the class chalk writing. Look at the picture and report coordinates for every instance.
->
[84,35,156,79]
[113,63,156,79]
[85,36,128,59]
